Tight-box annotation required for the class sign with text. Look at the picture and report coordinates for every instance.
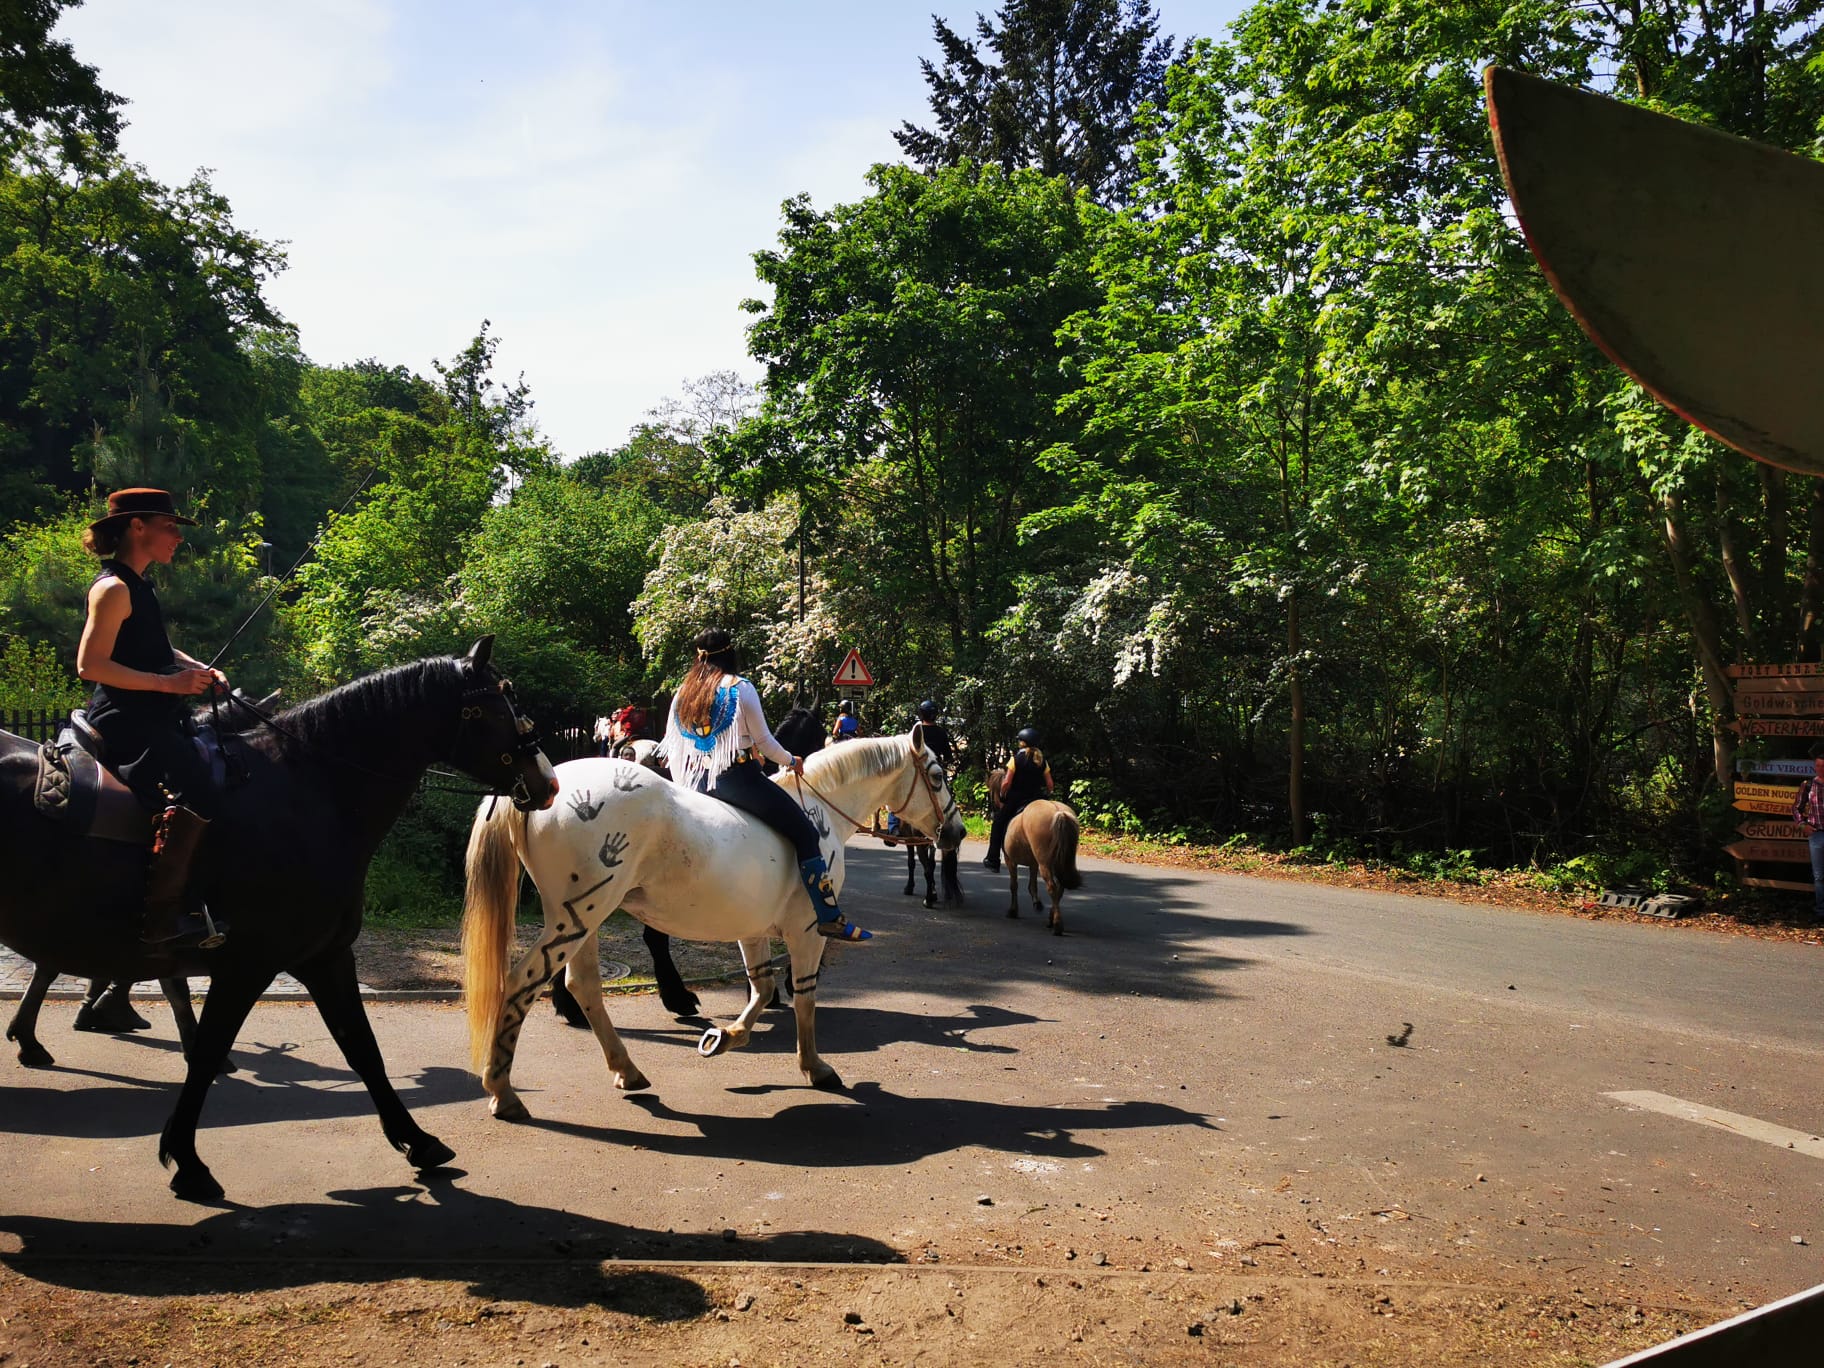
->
[1724,839,1811,864]
[1727,662,1824,677]
[1734,781,1801,804]
[1739,819,1807,841]
[832,648,874,688]
[1735,796,1800,815]
[1732,689,1824,716]
[1736,757,1818,777]
[1726,716,1824,737]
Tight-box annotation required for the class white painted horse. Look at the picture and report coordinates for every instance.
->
[461,728,965,1117]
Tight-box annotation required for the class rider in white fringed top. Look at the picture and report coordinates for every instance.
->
[659,627,872,941]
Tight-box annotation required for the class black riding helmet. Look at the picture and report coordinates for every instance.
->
[1017,726,1040,747]
[917,700,938,722]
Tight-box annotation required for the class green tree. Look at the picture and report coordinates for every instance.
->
[738,162,1103,710]
[0,0,124,167]
[0,136,286,524]
[896,0,1178,204]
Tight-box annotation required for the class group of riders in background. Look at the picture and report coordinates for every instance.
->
[70,487,1057,960]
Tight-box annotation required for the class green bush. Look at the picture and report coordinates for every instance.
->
[0,634,84,713]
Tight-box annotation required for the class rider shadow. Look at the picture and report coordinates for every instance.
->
[0,1174,901,1307]
[1,1041,481,1141]
[528,1079,1216,1169]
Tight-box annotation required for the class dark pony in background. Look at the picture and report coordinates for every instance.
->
[0,638,557,1201]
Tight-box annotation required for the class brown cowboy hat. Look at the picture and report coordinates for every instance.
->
[88,488,199,532]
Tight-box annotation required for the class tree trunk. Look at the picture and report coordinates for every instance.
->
[1655,486,1736,788]
[1287,586,1306,845]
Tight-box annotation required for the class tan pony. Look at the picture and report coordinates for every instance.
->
[989,770,1083,935]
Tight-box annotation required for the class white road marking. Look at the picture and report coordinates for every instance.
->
[1606,1090,1824,1159]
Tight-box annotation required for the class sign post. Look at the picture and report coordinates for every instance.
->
[1728,661,1820,891]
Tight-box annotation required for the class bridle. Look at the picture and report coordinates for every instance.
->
[791,727,956,843]
[449,672,547,809]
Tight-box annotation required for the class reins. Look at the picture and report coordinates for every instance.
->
[789,733,950,845]
[213,670,541,803]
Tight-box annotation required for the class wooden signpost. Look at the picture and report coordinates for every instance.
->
[1722,662,1821,886]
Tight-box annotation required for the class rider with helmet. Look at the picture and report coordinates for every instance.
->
[830,698,861,743]
[913,700,953,770]
[660,627,871,941]
[981,726,1053,873]
[76,489,229,949]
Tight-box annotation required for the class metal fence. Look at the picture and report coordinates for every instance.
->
[1,708,70,743]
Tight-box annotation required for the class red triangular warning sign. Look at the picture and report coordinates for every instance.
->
[832,648,874,687]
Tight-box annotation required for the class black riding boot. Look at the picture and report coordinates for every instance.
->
[141,806,226,949]
[74,980,151,1032]
[982,806,1014,872]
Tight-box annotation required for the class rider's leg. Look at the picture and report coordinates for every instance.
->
[707,758,872,941]
[75,979,151,1032]
[983,802,1015,871]
[126,728,225,950]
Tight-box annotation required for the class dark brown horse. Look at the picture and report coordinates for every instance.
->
[0,638,558,1201]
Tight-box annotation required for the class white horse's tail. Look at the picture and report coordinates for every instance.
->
[462,797,526,1074]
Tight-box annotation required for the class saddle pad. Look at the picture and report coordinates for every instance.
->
[35,733,151,845]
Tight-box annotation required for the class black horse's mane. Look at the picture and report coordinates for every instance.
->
[256,657,467,760]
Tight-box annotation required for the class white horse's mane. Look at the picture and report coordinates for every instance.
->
[798,733,907,788]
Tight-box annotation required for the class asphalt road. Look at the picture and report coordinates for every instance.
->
[3,842,1820,1315]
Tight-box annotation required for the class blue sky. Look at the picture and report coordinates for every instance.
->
[59,1,1250,459]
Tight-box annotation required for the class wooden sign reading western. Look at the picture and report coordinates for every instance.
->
[1726,717,1824,737]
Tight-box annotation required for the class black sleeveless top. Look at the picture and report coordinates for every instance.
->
[1005,747,1049,806]
[87,559,180,727]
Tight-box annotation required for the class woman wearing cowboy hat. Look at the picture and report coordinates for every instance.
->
[659,627,871,941]
[77,488,229,949]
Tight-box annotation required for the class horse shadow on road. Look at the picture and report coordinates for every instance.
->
[0,1032,479,1141]
[522,1078,1217,1170]
[0,1173,897,1308]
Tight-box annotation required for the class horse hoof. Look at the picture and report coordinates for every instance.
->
[489,1094,531,1122]
[902,884,917,896]
[14,1040,54,1069]
[615,1071,652,1092]
[698,1027,729,1058]
[811,1069,846,1092]
[169,1165,225,1203]
[1006,908,1019,918]
[408,1136,457,1170]
[923,894,937,909]
[1052,926,1065,937]
[660,991,702,1018]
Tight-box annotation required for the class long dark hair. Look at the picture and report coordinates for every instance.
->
[675,628,739,731]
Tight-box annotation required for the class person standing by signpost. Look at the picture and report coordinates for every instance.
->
[1791,746,1824,922]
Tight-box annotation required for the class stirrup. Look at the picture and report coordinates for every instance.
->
[141,907,227,951]
[816,916,872,942]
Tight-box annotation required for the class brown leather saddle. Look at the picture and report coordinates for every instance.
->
[8,709,231,845]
